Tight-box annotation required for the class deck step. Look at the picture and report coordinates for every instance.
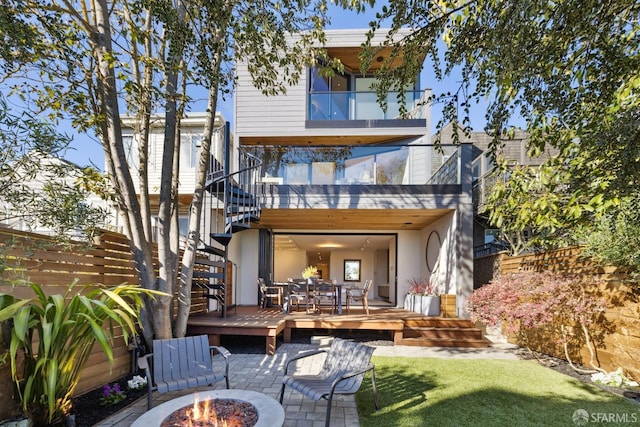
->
[398,337,490,348]
[402,327,484,340]
[403,318,477,328]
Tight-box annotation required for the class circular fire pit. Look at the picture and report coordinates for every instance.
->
[131,390,285,427]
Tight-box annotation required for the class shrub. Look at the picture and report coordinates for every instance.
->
[467,271,610,372]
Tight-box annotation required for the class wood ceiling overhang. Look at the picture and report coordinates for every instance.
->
[256,208,451,231]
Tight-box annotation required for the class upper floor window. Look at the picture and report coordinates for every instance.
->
[307,66,425,121]
[180,134,201,169]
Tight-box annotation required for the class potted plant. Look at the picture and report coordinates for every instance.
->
[0,280,158,426]
[404,277,442,316]
[301,266,318,284]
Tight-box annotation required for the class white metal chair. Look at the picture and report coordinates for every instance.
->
[278,337,379,427]
[258,278,283,308]
[346,279,372,314]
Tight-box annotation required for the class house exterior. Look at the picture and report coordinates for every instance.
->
[228,29,475,318]
[434,123,559,256]
[118,112,229,242]
[113,29,475,318]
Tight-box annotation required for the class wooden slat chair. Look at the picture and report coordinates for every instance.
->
[258,277,283,308]
[279,337,379,427]
[346,279,373,314]
[138,335,231,409]
[311,281,337,314]
[287,281,310,313]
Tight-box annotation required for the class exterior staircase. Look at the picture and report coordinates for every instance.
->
[191,122,263,317]
[399,318,490,348]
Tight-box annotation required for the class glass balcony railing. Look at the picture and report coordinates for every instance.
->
[243,145,461,186]
[308,90,429,121]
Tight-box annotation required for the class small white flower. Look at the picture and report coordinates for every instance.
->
[127,375,147,390]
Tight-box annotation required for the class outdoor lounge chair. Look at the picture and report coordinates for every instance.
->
[137,335,231,410]
[278,337,379,427]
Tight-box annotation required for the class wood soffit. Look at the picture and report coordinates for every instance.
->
[326,46,406,73]
[255,208,451,231]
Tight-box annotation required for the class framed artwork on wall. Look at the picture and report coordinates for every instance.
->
[344,259,361,282]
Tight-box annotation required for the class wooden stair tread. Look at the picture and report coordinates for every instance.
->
[399,337,490,348]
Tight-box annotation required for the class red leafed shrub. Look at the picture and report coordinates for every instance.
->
[468,271,611,371]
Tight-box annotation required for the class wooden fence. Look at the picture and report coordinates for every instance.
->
[493,247,640,381]
[0,227,210,419]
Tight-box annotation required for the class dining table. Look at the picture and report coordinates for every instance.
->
[275,281,348,315]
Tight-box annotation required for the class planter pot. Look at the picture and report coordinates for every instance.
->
[419,295,441,316]
[440,294,456,318]
[403,294,414,311]
[404,294,441,316]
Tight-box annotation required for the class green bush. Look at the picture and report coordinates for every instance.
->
[0,281,156,426]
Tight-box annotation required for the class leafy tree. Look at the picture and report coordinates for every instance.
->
[362,1,639,261]
[0,0,373,342]
[0,96,107,240]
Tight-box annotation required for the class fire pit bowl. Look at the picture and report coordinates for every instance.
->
[131,389,285,427]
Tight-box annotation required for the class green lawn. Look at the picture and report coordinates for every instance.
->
[355,357,640,427]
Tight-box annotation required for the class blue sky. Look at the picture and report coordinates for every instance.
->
[63,4,488,169]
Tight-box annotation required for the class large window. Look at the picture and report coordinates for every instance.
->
[308,67,351,120]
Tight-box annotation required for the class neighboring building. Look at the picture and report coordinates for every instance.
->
[435,123,559,256]
[0,152,111,238]
[226,29,475,318]
[117,112,229,243]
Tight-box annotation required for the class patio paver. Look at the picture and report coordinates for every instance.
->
[94,339,519,426]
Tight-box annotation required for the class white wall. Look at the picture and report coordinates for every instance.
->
[274,250,307,282]
[395,230,423,305]
[228,229,260,306]
[421,212,456,295]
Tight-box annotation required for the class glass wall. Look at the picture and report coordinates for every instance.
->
[244,145,461,186]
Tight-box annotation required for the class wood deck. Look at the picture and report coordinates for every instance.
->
[187,305,489,355]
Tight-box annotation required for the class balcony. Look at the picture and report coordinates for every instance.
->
[243,144,461,186]
[307,90,429,122]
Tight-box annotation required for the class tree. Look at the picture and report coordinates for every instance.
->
[0,0,374,342]
[362,1,639,259]
[0,95,107,241]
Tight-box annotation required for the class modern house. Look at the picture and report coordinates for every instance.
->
[115,29,476,320]
[220,29,475,318]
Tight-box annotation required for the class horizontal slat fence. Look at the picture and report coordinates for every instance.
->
[496,247,640,381]
[0,227,211,419]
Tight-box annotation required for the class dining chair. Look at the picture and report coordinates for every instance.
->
[312,281,337,314]
[287,281,310,313]
[257,278,283,308]
[346,279,372,314]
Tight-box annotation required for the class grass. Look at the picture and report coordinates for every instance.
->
[355,357,640,427]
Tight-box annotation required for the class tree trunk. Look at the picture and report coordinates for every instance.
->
[93,0,158,344]
[175,87,219,336]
